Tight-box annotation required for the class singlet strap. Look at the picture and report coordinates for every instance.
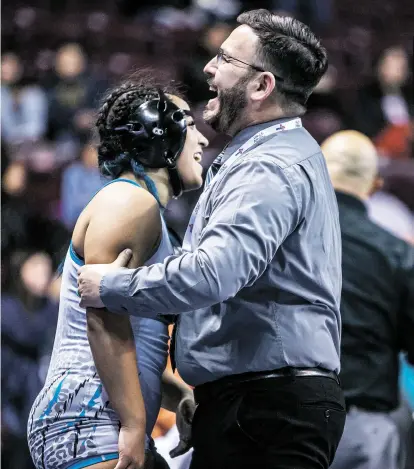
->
[70,242,84,266]
[69,178,144,266]
[102,178,142,190]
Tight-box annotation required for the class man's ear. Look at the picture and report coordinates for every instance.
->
[368,176,384,196]
[250,72,276,103]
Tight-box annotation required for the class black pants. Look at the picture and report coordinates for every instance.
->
[146,445,171,469]
[189,375,346,469]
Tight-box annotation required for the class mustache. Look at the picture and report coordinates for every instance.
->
[205,76,214,87]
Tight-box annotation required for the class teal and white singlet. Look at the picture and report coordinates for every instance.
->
[28,179,173,469]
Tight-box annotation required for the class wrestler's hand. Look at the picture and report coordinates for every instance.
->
[170,394,196,458]
[116,425,146,469]
[77,249,132,308]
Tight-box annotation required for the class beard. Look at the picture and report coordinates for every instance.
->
[203,73,252,135]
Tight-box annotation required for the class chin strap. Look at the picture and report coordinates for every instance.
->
[156,89,185,198]
[167,166,183,198]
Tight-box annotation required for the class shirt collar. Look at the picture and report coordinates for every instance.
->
[220,117,298,164]
[335,190,368,214]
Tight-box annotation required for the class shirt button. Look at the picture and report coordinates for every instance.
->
[325,410,330,419]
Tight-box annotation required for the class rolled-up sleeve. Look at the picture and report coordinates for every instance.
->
[101,155,301,317]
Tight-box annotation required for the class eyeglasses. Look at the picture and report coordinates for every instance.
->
[216,48,265,73]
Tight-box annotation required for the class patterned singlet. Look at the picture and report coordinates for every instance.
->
[28,179,173,469]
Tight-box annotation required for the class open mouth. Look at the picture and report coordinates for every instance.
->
[193,152,203,163]
[208,84,218,99]
[207,85,219,111]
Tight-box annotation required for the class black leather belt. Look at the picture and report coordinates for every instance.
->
[194,367,339,404]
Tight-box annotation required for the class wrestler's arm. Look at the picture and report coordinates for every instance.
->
[84,188,161,434]
[101,157,300,317]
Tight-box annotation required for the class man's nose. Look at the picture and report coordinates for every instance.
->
[203,56,217,76]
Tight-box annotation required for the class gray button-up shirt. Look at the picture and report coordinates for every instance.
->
[101,118,342,387]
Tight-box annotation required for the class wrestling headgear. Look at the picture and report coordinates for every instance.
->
[113,89,188,198]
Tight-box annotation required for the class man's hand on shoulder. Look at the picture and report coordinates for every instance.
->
[77,249,132,309]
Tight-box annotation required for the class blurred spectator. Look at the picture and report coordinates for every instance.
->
[2,160,32,260]
[368,191,414,244]
[375,120,413,160]
[180,22,233,105]
[1,251,58,469]
[354,46,413,139]
[60,143,104,228]
[1,161,70,281]
[2,141,10,177]
[322,130,414,469]
[7,141,70,225]
[270,0,334,31]
[14,140,58,174]
[47,43,107,144]
[116,0,192,18]
[382,158,414,213]
[303,65,349,143]
[1,52,48,147]
[2,160,28,198]
[192,0,241,21]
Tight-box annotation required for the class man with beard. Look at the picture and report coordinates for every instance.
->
[77,9,344,469]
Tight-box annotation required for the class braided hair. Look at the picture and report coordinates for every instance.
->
[95,76,179,203]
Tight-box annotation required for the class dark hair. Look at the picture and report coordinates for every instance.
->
[95,72,181,200]
[237,9,328,114]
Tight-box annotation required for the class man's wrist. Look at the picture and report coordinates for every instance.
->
[100,269,133,314]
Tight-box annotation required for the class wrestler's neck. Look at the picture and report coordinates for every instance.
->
[228,105,299,137]
[119,169,172,207]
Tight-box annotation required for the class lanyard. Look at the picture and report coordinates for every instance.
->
[182,118,302,252]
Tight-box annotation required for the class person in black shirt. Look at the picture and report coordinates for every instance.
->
[321,130,414,469]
